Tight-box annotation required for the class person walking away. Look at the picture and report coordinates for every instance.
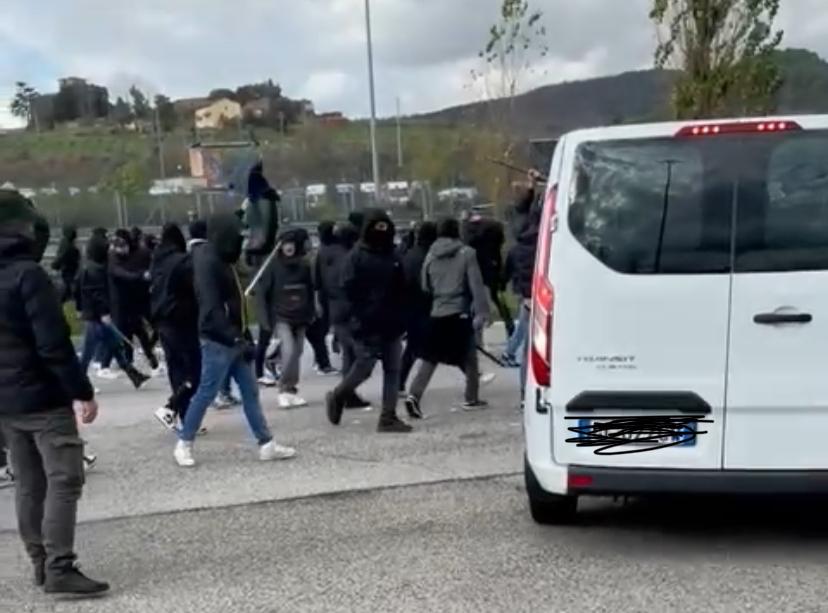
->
[50,225,80,304]
[78,234,150,389]
[399,221,438,392]
[405,217,491,419]
[320,223,371,410]
[150,224,202,430]
[501,222,537,377]
[307,221,337,375]
[326,210,411,432]
[174,212,296,467]
[0,189,108,595]
[265,229,315,408]
[465,214,513,338]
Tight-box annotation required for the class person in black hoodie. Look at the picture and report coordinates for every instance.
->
[0,189,109,596]
[399,221,438,391]
[51,225,80,303]
[150,224,201,430]
[261,228,315,408]
[307,220,337,375]
[174,213,296,467]
[465,214,514,337]
[78,234,149,389]
[318,222,371,410]
[326,209,411,433]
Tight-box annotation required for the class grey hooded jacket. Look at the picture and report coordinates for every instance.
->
[421,238,490,322]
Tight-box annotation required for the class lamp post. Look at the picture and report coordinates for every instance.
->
[364,0,381,202]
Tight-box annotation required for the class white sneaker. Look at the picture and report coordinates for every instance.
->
[259,441,296,461]
[480,372,497,386]
[289,394,308,408]
[278,393,293,409]
[154,407,177,431]
[95,367,119,380]
[258,373,278,388]
[0,466,14,489]
[174,441,195,467]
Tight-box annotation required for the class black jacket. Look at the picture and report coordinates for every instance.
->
[193,215,246,347]
[51,227,80,280]
[320,224,359,326]
[263,255,315,327]
[108,253,146,322]
[150,245,197,331]
[342,211,405,340]
[465,218,506,290]
[508,187,540,243]
[78,235,111,321]
[504,227,538,299]
[401,244,432,324]
[0,234,94,416]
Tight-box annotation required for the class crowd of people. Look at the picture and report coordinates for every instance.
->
[0,170,542,596]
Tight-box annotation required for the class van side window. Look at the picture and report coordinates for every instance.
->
[569,139,730,274]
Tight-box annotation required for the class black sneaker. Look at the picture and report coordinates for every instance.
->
[404,395,423,420]
[461,400,489,412]
[377,416,413,433]
[44,566,110,596]
[33,559,45,587]
[344,394,372,410]
[126,367,150,390]
[326,391,344,426]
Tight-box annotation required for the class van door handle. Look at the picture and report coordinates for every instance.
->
[754,312,813,325]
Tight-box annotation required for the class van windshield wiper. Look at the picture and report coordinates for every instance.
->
[653,159,680,273]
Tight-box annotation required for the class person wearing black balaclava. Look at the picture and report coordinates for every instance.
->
[51,225,80,303]
[0,189,109,596]
[307,221,336,376]
[100,229,159,374]
[174,212,296,467]
[150,224,201,430]
[326,209,412,433]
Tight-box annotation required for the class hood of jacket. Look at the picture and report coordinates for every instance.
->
[207,213,244,264]
[429,237,464,260]
[0,190,49,262]
[160,223,186,253]
[62,225,77,241]
[336,223,359,250]
[318,221,336,246]
[360,209,396,254]
[86,235,110,265]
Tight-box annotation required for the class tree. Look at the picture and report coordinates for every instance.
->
[112,96,133,127]
[153,94,177,132]
[474,0,548,118]
[651,0,784,119]
[10,82,40,131]
[129,86,151,120]
[208,88,237,101]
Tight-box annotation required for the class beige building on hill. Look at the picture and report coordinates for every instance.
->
[195,98,242,130]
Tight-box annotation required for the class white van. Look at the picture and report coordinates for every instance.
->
[524,115,828,523]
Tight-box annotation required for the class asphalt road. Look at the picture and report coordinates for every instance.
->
[2,329,828,612]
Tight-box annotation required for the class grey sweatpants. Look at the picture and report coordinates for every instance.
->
[275,321,306,392]
[0,408,85,573]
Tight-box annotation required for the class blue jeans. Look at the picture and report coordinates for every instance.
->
[504,300,530,362]
[80,321,129,373]
[179,339,273,444]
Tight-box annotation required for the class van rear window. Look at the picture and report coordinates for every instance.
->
[569,131,828,274]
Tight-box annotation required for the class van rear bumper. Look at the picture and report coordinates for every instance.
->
[568,466,828,495]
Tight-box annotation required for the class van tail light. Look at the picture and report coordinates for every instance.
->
[675,120,802,137]
[530,185,557,387]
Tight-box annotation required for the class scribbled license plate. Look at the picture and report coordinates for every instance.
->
[575,419,698,448]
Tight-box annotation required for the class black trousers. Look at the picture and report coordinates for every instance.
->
[307,315,332,369]
[0,409,84,573]
[102,315,158,370]
[333,331,402,420]
[255,327,273,378]
[159,324,201,418]
[489,286,515,337]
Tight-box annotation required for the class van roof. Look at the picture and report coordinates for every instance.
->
[562,114,828,143]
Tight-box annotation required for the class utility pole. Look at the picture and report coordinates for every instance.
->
[396,96,403,169]
[154,106,167,223]
[364,0,381,202]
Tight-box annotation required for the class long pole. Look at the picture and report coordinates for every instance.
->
[155,106,167,223]
[365,0,381,202]
[396,96,403,168]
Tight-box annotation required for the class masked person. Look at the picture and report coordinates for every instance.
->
[319,222,371,410]
[78,234,150,389]
[0,189,109,596]
[260,228,315,408]
[150,224,201,430]
[174,213,296,467]
[464,214,513,338]
[100,229,159,375]
[307,221,337,376]
[50,225,80,303]
[326,210,411,433]
[404,217,491,419]
[399,221,438,392]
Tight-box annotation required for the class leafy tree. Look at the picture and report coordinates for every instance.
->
[208,88,237,101]
[236,79,282,105]
[651,0,784,118]
[129,86,151,120]
[112,96,133,127]
[10,82,40,130]
[153,94,177,132]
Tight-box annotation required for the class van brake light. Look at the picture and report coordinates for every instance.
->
[530,185,557,387]
[675,120,802,137]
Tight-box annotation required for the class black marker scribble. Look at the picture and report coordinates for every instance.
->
[565,416,713,456]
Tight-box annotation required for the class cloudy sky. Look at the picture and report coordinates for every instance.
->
[1,0,827,127]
